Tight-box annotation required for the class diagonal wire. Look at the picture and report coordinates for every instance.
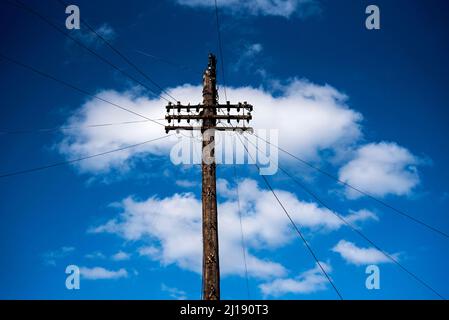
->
[235,133,343,300]
[215,121,250,296]
[244,135,446,300]
[0,51,186,150]
[282,166,446,300]
[252,133,449,240]
[212,3,250,297]
[55,0,179,103]
[6,0,173,103]
[0,120,154,135]
[214,0,228,102]
[134,49,194,73]
[0,52,165,127]
[233,163,251,299]
[0,134,172,179]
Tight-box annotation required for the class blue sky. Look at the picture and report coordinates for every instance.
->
[0,0,448,300]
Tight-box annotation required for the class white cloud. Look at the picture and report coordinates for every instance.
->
[73,23,116,47]
[332,240,395,266]
[111,251,131,261]
[138,246,161,258]
[175,179,198,188]
[85,251,106,259]
[161,283,188,300]
[95,24,115,40]
[58,79,362,174]
[175,0,321,18]
[80,266,128,280]
[216,178,236,198]
[42,246,75,266]
[339,142,421,199]
[58,88,173,173]
[232,43,264,73]
[89,179,374,280]
[259,262,331,297]
[247,43,263,54]
[345,209,378,225]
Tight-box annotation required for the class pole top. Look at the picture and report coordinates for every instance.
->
[208,53,217,68]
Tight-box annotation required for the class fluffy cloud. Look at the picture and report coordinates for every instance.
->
[259,262,331,297]
[58,80,424,200]
[175,179,198,188]
[175,0,321,18]
[345,209,378,225]
[58,79,362,174]
[339,142,421,199]
[42,246,75,266]
[111,251,131,261]
[90,181,285,278]
[58,89,173,173]
[332,240,395,266]
[232,43,264,73]
[80,266,128,280]
[85,251,106,259]
[73,23,116,48]
[90,179,375,280]
[161,284,188,300]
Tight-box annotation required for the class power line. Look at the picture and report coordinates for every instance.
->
[244,135,445,300]
[235,133,343,300]
[134,49,194,73]
[261,173,343,300]
[212,106,250,296]
[214,0,228,102]
[0,52,165,127]
[211,69,249,298]
[233,164,251,299]
[55,0,179,103]
[220,106,341,298]
[0,134,172,179]
[6,0,173,103]
[252,133,449,240]
[0,120,155,135]
[0,52,201,141]
[213,7,249,293]
[280,166,446,300]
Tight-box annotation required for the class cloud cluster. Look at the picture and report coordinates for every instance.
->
[232,43,264,73]
[58,89,172,173]
[72,23,116,48]
[42,246,75,266]
[259,262,331,297]
[175,0,321,18]
[345,209,378,225]
[332,240,395,266]
[59,79,363,174]
[339,142,421,199]
[161,283,188,300]
[58,77,424,199]
[90,179,376,282]
[80,266,128,280]
[58,76,421,295]
[111,251,131,261]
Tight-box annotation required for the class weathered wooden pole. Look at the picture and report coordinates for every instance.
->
[201,53,220,300]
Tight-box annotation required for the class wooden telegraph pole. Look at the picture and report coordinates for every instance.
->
[165,54,253,300]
